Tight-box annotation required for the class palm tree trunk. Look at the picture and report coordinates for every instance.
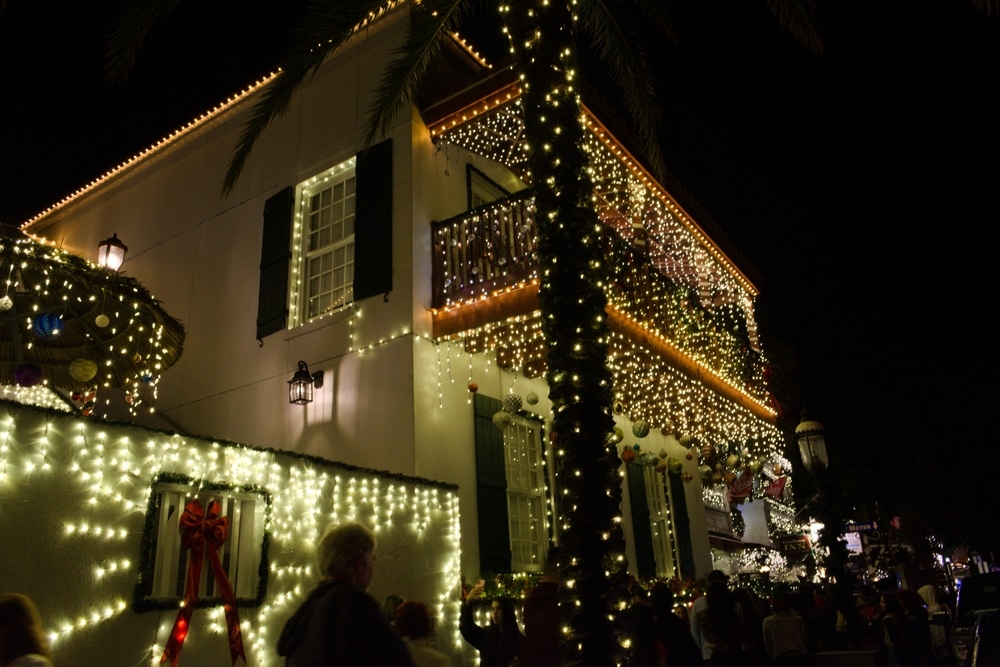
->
[502,1,628,664]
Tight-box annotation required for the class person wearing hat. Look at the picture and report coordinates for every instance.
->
[761,585,809,667]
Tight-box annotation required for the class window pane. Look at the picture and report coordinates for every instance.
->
[504,417,547,572]
[295,161,357,325]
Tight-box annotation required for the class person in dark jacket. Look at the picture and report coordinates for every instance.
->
[276,522,415,666]
[521,547,563,667]
[460,579,523,667]
[649,582,703,666]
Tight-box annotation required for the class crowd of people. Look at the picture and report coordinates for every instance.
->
[6,523,961,667]
[621,568,957,667]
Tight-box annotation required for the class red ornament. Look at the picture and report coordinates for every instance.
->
[621,448,636,464]
[685,452,694,460]
[467,381,479,393]
[549,432,558,443]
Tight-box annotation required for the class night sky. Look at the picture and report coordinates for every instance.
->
[1,1,997,553]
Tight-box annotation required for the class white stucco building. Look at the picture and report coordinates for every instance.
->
[1,6,796,665]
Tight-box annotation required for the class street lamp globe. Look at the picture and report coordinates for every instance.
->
[795,412,829,473]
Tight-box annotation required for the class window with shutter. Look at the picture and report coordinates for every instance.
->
[136,479,269,608]
[473,394,549,574]
[258,139,393,334]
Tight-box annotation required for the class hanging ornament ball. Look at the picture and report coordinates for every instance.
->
[659,448,669,459]
[14,364,43,387]
[724,472,736,485]
[141,372,154,383]
[633,443,641,451]
[0,295,12,312]
[682,472,693,483]
[668,458,685,474]
[655,460,668,473]
[68,358,98,382]
[644,453,658,467]
[502,393,523,414]
[700,443,717,460]
[95,314,110,328]
[33,312,62,339]
[726,454,741,469]
[749,459,764,473]
[492,411,513,430]
[711,472,724,484]
[679,434,695,448]
[612,427,625,444]
[686,452,694,461]
[467,381,478,393]
[621,448,637,464]
[698,464,712,480]
[70,391,83,402]
[632,420,650,438]
[525,392,539,405]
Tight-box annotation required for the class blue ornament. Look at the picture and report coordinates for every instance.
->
[633,443,641,451]
[141,372,154,383]
[33,312,62,339]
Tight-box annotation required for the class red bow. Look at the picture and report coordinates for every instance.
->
[160,499,247,666]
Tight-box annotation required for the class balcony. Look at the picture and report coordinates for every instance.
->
[430,191,768,408]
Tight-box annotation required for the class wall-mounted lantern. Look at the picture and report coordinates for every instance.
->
[288,360,324,405]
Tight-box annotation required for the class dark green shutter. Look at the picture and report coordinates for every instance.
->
[668,471,696,580]
[256,186,294,341]
[474,394,512,573]
[353,139,393,301]
[627,463,657,578]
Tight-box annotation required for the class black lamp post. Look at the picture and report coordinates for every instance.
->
[97,233,128,272]
[795,412,828,474]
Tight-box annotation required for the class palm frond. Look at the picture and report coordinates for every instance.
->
[620,0,679,45]
[577,0,667,182]
[765,0,824,55]
[364,0,468,147]
[104,0,182,85]
[223,0,397,193]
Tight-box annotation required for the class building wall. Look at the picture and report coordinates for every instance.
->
[0,401,461,667]
[22,5,766,595]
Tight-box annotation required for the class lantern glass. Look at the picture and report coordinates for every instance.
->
[98,233,128,271]
[288,376,314,404]
[797,432,828,472]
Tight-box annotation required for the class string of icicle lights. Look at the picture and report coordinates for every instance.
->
[0,406,461,666]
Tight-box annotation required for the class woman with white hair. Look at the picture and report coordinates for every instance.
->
[277,522,415,666]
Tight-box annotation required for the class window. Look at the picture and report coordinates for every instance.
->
[256,140,392,339]
[467,165,509,210]
[473,394,551,574]
[292,158,357,324]
[136,478,269,608]
[503,415,547,572]
[641,466,675,578]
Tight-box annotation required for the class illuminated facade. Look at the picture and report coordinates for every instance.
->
[2,6,798,665]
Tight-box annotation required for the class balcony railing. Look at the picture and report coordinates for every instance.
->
[430,191,765,396]
[431,189,538,309]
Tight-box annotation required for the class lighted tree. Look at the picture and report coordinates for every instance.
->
[107,0,821,662]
